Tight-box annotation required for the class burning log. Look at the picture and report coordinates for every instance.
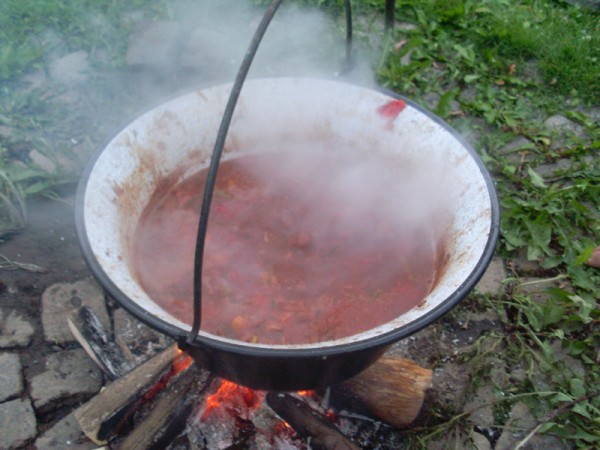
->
[68,306,134,379]
[74,343,184,444]
[266,392,361,450]
[117,362,212,450]
[337,355,433,429]
[72,319,432,449]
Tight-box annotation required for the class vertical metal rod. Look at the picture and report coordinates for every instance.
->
[344,0,353,68]
[187,0,285,344]
[385,0,395,32]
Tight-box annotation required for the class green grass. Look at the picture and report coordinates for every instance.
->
[0,0,168,236]
[371,0,599,446]
[0,0,168,78]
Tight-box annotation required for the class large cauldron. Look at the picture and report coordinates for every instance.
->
[76,78,499,391]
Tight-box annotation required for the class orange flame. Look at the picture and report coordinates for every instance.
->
[203,380,264,419]
[297,390,314,397]
[172,352,193,374]
[142,350,193,403]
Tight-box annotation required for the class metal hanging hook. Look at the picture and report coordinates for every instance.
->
[187,0,285,344]
[186,0,359,344]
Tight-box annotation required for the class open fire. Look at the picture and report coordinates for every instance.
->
[71,310,433,450]
[191,379,307,449]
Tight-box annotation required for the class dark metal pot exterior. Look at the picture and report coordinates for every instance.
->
[180,340,388,391]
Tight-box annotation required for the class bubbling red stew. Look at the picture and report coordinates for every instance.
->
[132,148,445,345]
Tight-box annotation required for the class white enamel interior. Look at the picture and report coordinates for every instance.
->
[82,78,493,349]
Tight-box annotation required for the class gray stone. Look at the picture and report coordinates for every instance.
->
[22,69,48,91]
[180,26,233,70]
[126,21,184,68]
[534,158,574,178]
[475,257,507,295]
[179,25,243,82]
[35,410,96,450]
[0,353,23,402]
[421,92,441,111]
[0,398,37,449]
[506,434,569,450]
[113,307,171,363]
[468,310,500,323]
[427,428,470,450]
[495,402,537,450]
[471,431,491,450]
[509,367,528,384]
[544,114,585,135]
[432,362,471,413]
[550,340,585,379]
[42,279,110,344]
[49,51,90,85]
[498,136,535,165]
[0,124,12,139]
[511,247,542,274]
[464,384,495,428]
[30,149,58,174]
[544,114,587,149]
[585,106,600,122]
[489,360,509,388]
[29,148,81,176]
[400,48,414,66]
[29,348,103,413]
[0,308,35,348]
[397,22,418,32]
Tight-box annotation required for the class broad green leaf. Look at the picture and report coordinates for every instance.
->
[571,402,592,420]
[574,245,595,265]
[551,392,573,403]
[525,215,553,258]
[568,295,594,323]
[453,43,475,62]
[528,167,547,188]
[569,378,586,398]
[540,302,565,328]
[464,74,480,83]
[435,88,460,117]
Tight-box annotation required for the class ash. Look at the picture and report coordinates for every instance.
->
[182,394,306,450]
[171,385,404,449]
[335,411,406,450]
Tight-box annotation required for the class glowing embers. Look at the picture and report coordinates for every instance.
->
[202,380,263,418]
[191,379,309,449]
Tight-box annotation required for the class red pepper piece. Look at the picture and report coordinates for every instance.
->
[377,99,407,120]
[214,203,233,219]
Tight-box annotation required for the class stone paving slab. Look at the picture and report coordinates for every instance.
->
[0,398,37,449]
[29,348,103,413]
[514,277,562,304]
[0,308,35,348]
[35,410,96,450]
[475,257,507,295]
[0,352,23,402]
[464,384,495,428]
[41,279,110,345]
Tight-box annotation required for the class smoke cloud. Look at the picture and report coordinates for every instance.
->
[126,0,378,103]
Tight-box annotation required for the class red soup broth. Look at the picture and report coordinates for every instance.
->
[132,148,446,345]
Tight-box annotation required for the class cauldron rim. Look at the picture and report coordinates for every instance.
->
[75,76,499,387]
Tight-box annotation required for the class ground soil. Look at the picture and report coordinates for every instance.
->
[1,188,93,411]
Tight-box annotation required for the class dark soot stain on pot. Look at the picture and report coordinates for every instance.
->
[132,147,448,345]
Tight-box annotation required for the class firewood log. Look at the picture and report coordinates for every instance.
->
[340,355,433,429]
